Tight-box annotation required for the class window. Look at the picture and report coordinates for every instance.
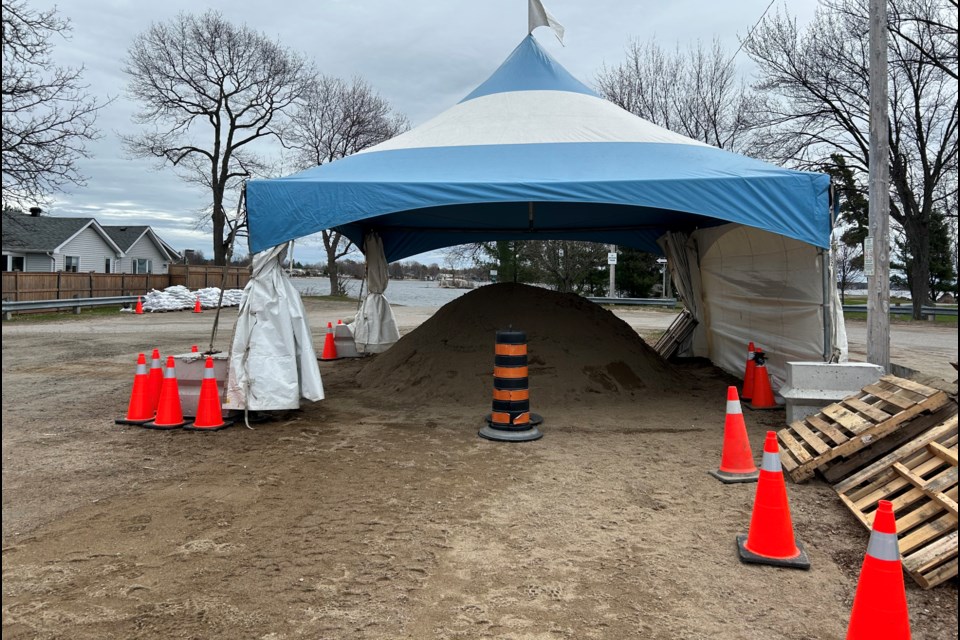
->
[104,258,113,273]
[133,258,152,274]
[2,255,24,271]
[64,256,80,272]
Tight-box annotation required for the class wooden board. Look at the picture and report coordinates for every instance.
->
[653,309,697,360]
[777,375,950,482]
[834,414,958,589]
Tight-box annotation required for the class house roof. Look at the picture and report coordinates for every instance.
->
[102,225,181,261]
[102,225,150,252]
[2,210,126,255]
[2,210,93,252]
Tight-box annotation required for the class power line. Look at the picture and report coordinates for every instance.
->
[725,0,778,73]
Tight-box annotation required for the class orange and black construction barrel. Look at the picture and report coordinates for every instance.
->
[479,329,543,442]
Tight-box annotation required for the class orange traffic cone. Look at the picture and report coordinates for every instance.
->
[144,356,187,429]
[116,353,154,425]
[191,345,199,353]
[737,431,810,569]
[748,349,778,410]
[742,342,756,400]
[709,386,759,484]
[146,348,164,412]
[846,500,910,639]
[320,322,338,360]
[135,296,144,315]
[193,297,202,313]
[185,357,232,431]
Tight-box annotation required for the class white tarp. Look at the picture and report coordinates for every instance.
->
[225,244,324,410]
[657,231,705,356]
[353,231,400,354]
[677,224,847,393]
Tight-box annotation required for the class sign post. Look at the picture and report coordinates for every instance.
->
[607,247,617,297]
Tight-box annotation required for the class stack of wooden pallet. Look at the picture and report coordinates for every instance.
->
[776,375,957,589]
[653,309,697,359]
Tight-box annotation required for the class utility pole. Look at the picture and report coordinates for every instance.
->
[866,0,890,371]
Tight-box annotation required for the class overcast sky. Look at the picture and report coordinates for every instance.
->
[41,0,818,265]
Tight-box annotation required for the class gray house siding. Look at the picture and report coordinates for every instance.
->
[118,235,170,274]
[54,227,120,272]
[25,253,54,271]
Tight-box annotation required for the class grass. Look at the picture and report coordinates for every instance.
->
[842,295,916,305]
[3,305,132,324]
[843,311,957,327]
[842,295,957,326]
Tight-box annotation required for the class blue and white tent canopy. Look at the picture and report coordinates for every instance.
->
[239,35,846,403]
[246,35,832,261]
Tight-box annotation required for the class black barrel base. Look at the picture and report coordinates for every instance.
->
[736,535,810,570]
[479,425,543,442]
[184,420,233,432]
[141,420,186,430]
[115,417,154,426]
[485,412,544,428]
[708,469,760,484]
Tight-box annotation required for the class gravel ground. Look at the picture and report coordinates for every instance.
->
[2,300,956,639]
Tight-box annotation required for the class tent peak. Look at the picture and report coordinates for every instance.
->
[459,35,596,104]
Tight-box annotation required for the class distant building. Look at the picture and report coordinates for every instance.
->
[1,209,180,274]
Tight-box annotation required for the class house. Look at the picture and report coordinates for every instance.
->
[102,226,181,275]
[1,209,180,274]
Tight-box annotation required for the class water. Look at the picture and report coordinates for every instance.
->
[290,277,481,308]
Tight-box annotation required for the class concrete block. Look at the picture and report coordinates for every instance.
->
[780,361,885,424]
[173,351,229,418]
[333,322,363,358]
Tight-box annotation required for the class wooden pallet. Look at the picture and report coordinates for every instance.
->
[654,309,697,359]
[833,413,958,589]
[778,375,951,482]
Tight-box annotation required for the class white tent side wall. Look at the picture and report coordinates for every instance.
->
[684,225,847,391]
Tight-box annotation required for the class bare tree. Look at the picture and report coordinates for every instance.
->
[123,11,310,265]
[288,75,408,295]
[889,0,958,79]
[833,239,864,303]
[526,240,607,293]
[744,0,958,318]
[596,38,757,152]
[1,0,103,207]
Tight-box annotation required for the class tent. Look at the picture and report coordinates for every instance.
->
[239,35,846,407]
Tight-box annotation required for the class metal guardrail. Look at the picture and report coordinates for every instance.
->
[2,295,139,316]
[587,297,678,306]
[842,304,957,317]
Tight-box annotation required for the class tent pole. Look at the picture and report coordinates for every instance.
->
[820,247,833,362]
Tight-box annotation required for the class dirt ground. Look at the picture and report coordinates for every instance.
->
[2,299,957,639]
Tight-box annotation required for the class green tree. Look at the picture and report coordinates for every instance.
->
[615,248,660,298]
[892,210,958,303]
[822,154,869,252]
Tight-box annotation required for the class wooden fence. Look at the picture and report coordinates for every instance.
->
[167,265,250,291]
[1,265,249,302]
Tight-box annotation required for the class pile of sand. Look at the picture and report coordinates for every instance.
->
[357,283,677,407]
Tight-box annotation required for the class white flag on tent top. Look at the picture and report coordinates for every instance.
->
[528,0,565,45]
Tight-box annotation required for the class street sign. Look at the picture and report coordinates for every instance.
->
[607,252,617,265]
[863,237,875,276]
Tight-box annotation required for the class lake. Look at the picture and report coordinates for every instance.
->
[290,277,481,308]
